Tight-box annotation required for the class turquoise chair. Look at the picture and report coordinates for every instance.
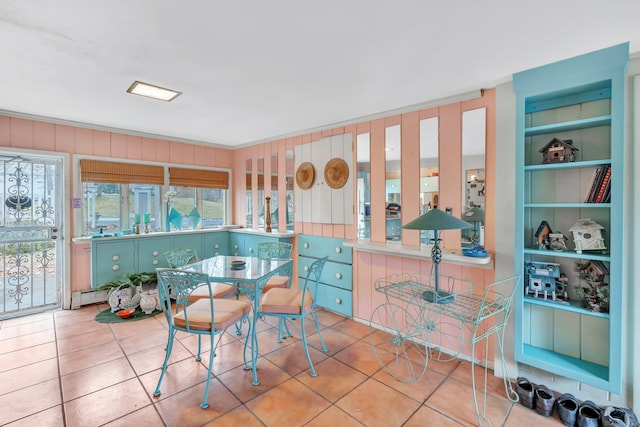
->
[164,247,199,268]
[257,242,294,340]
[153,268,252,409]
[257,256,328,377]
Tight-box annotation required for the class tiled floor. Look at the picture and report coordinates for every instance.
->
[0,304,567,426]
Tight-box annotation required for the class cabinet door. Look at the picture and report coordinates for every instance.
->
[202,231,229,258]
[171,233,204,257]
[138,236,172,272]
[91,240,137,288]
[229,233,245,256]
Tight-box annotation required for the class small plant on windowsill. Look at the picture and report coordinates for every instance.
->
[97,272,157,312]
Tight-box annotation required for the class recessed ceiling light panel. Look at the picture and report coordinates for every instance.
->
[126,80,181,102]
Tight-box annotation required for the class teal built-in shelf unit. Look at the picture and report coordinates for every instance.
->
[513,43,628,393]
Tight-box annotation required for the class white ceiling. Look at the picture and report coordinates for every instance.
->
[1,1,639,149]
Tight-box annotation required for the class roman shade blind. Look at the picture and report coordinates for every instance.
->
[169,167,229,189]
[80,159,164,184]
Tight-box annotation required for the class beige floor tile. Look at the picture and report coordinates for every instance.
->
[202,405,265,427]
[218,358,291,402]
[118,326,168,355]
[55,316,110,339]
[403,405,464,427]
[0,341,57,372]
[373,361,447,403]
[4,404,65,427]
[127,340,193,376]
[102,404,165,427]
[0,358,59,395]
[333,339,384,376]
[504,402,565,426]
[335,377,422,427]
[61,357,136,401]
[154,378,241,427]
[58,340,125,376]
[306,406,366,426]
[64,378,151,427]
[0,317,54,339]
[426,376,512,426]
[265,340,329,377]
[306,326,358,355]
[140,356,214,400]
[247,378,330,427]
[0,378,61,425]
[0,329,55,355]
[56,327,115,356]
[296,357,367,403]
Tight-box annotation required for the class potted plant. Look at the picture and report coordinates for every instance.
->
[98,272,157,312]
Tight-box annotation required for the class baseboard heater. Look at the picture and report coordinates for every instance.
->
[71,289,107,309]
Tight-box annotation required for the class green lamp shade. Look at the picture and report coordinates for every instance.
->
[462,207,484,223]
[403,208,472,231]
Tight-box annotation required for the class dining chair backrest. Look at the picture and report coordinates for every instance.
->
[156,268,213,331]
[299,256,327,310]
[258,242,293,260]
[164,247,199,268]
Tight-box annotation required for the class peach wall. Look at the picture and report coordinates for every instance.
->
[0,115,234,294]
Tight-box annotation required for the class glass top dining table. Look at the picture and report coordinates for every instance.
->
[182,255,293,385]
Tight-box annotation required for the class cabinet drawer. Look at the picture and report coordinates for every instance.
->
[91,240,137,288]
[315,283,352,317]
[298,257,352,290]
[298,234,352,264]
[138,237,171,272]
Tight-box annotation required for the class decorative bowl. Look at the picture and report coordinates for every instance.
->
[116,308,135,319]
[230,260,246,270]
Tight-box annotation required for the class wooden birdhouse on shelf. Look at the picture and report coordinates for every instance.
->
[539,138,579,164]
[569,218,606,254]
[577,260,609,283]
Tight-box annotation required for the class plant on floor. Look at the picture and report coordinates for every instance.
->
[97,272,157,312]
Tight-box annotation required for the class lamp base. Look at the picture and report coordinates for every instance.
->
[421,289,455,304]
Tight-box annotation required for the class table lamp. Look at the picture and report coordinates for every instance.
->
[403,208,472,303]
[461,206,487,257]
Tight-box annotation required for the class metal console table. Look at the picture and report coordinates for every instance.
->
[369,274,520,426]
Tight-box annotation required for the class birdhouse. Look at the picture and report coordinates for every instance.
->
[569,218,606,254]
[534,220,553,250]
[539,138,579,164]
[578,260,609,283]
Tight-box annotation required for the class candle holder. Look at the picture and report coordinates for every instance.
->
[134,223,141,234]
[265,196,272,232]
[144,222,150,233]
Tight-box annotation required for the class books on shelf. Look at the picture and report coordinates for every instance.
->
[584,165,611,203]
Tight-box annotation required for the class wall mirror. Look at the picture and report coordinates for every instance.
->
[385,125,401,241]
[461,107,486,246]
[257,157,264,228]
[420,116,439,243]
[285,149,294,231]
[356,133,371,239]
[270,152,278,231]
[245,158,252,227]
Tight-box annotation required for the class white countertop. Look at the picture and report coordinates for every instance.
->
[343,239,493,269]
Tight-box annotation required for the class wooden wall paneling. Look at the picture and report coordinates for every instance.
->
[74,127,93,155]
[34,121,56,152]
[10,118,34,149]
[580,316,609,366]
[126,135,143,160]
[141,137,156,162]
[54,124,75,153]
[370,253,388,326]
[370,119,386,243]
[554,311,581,359]
[311,137,331,223]
[330,134,345,224]
[343,133,354,226]
[401,111,420,247]
[482,88,496,253]
[0,116,10,145]
[155,139,170,163]
[294,144,302,223]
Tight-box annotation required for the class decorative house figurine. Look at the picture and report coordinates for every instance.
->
[575,260,609,312]
[569,218,606,254]
[548,232,567,251]
[524,261,568,303]
[539,138,579,164]
[534,220,553,250]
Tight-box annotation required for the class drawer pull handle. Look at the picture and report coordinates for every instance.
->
[336,273,342,279]
[304,265,309,271]
[214,252,219,256]
[152,260,159,265]
[234,244,238,249]
[304,242,309,249]
[249,248,254,253]
[335,247,342,253]
[112,265,119,271]
[336,298,342,304]
[214,244,220,249]
[112,255,119,261]
[152,251,158,256]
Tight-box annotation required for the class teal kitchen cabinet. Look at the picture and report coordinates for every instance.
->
[298,234,352,317]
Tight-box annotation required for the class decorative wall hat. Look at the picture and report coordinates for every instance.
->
[324,158,349,189]
[295,162,315,189]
